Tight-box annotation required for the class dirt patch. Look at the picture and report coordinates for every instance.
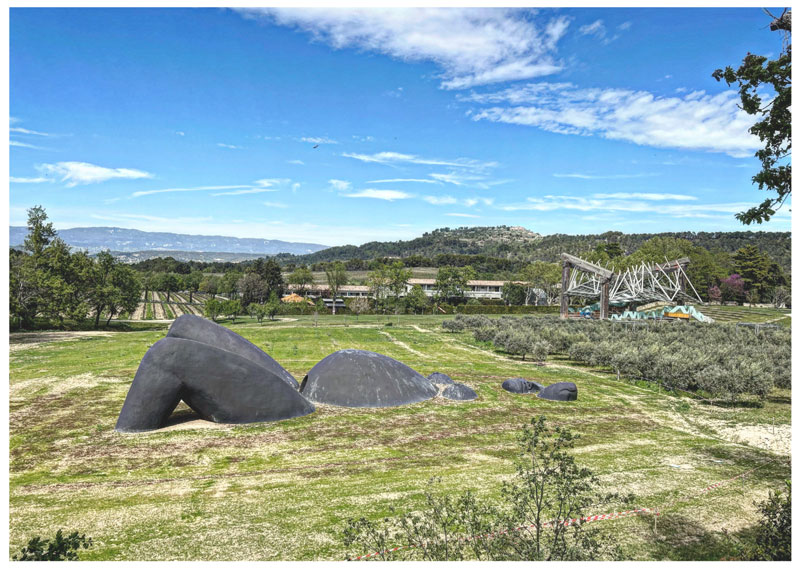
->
[9,331,115,352]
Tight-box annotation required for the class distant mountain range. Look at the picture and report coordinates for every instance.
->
[9,226,328,257]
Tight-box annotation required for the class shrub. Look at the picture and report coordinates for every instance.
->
[13,529,92,561]
[743,481,791,561]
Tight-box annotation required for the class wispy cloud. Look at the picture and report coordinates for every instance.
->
[445,212,480,218]
[254,178,290,187]
[368,178,441,184]
[301,136,338,144]
[239,8,569,89]
[10,126,53,136]
[467,82,760,158]
[38,162,153,187]
[342,189,413,201]
[288,159,305,165]
[263,201,289,208]
[423,195,458,205]
[592,192,698,201]
[132,185,253,198]
[217,143,243,149]
[329,179,351,191]
[553,172,660,180]
[343,151,497,170]
[10,140,46,150]
[578,19,626,45]
[10,176,51,183]
[211,188,277,196]
[497,194,759,217]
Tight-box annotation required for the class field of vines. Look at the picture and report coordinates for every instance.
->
[122,290,209,321]
[444,315,791,401]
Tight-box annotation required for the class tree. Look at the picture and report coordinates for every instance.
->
[733,245,771,295]
[105,264,141,325]
[720,274,746,303]
[742,480,791,561]
[13,529,92,561]
[184,270,203,303]
[712,10,791,224]
[434,266,475,303]
[324,261,348,315]
[387,261,412,315]
[771,285,790,308]
[237,272,268,306]
[519,262,560,305]
[405,284,429,315]
[501,282,526,306]
[287,266,314,296]
[265,292,281,321]
[347,296,369,320]
[708,285,722,304]
[219,271,241,299]
[366,265,391,313]
[223,299,242,322]
[22,205,57,259]
[88,251,118,329]
[158,273,180,303]
[199,274,220,296]
[203,298,222,321]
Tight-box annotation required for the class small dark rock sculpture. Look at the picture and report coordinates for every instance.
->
[537,381,578,401]
[442,382,478,401]
[300,349,438,407]
[116,315,313,432]
[428,372,455,385]
[501,378,544,394]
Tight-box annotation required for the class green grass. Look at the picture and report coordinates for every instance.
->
[162,303,175,320]
[698,305,790,323]
[8,315,791,560]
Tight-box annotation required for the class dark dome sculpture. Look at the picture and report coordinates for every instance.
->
[167,314,298,388]
[428,372,455,385]
[501,378,544,394]
[300,349,438,407]
[442,382,478,401]
[538,382,578,401]
[116,317,313,432]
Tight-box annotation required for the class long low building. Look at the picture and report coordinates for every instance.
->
[288,280,546,303]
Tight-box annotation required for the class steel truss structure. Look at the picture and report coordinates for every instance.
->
[560,253,703,319]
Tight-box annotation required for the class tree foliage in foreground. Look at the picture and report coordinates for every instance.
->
[13,529,92,561]
[713,10,791,224]
[342,416,629,561]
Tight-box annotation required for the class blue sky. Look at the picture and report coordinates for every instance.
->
[9,7,791,246]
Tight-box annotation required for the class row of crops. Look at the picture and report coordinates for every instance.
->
[118,291,218,321]
[444,314,791,400]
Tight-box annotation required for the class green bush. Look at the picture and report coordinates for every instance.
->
[13,529,92,561]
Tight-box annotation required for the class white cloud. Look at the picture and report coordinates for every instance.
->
[254,178,290,187]
[211,188,278,196]
[239,8,569,89]
[468,82,761,157]
[423,195,458,205]
[579,20,606,38]
[329,179,351,191]
[592,192,698,201]
[10,127,53,136]
[292,182,301,193]
[343,151,496,170]
[445,212,480,218]
[342,189,413,201]
[368,178,441,184]
[301,136,338,144]
[429,171,486,186]
[10,140,45,150]
[553,172,660,180]
[497,194,760,216]
[263,201,289,208]
[38,162,153,187]
[217,143,242,149]
[288,159,305,165]
[10,176,51,183]
[176,131,185,136]
[618,21,632,31]
[131,185,253,198]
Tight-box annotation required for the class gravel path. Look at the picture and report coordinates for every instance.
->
[131,302,146,320]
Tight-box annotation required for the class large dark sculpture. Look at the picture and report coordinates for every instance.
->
[116,316,313,432]
[442,382,478,401]
[300,349,438,407]
[167,314,298,388]
[537,381,578,401]
[501,378,544,394]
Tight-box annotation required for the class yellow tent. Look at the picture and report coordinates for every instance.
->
[281,293,306,303]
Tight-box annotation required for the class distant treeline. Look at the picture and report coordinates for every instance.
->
[269,227,792,274]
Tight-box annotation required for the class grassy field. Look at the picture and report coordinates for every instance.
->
[8,314,791,560]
